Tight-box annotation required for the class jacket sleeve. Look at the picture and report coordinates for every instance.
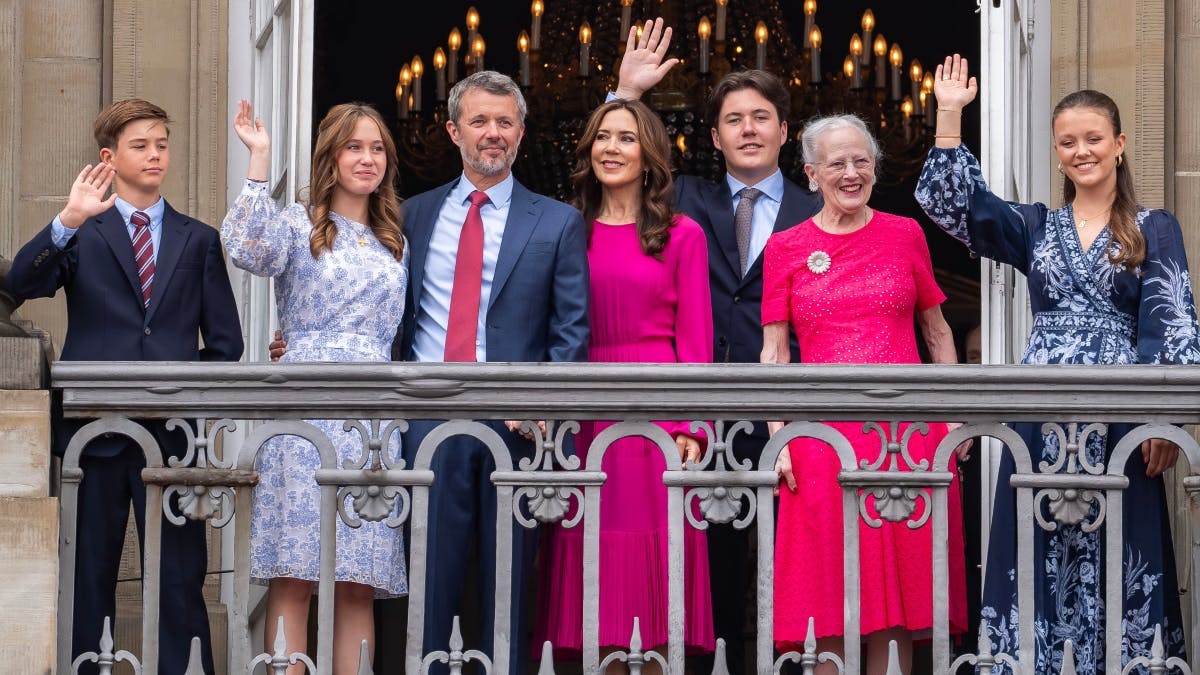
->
[546,207,591,363]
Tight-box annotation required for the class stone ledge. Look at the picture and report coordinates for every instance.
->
[0,336,49,389]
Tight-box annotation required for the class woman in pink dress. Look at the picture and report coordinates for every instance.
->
[760,114,968,674]
[534,98,715,672]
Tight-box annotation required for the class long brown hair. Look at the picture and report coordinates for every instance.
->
[306,103,404,261]
[571,99,675,259]
[1053,90,1143,268]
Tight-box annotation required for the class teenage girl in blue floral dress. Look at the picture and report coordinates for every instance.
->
[916,54,1200,674]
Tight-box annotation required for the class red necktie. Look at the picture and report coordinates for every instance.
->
[444,190,489,361]
[130,210,155,307]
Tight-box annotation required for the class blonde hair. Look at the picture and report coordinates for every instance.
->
[306,103,404,261]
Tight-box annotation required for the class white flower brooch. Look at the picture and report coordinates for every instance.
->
[806,250,832,274]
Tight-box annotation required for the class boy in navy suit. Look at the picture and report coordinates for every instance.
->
[6,99,243,674]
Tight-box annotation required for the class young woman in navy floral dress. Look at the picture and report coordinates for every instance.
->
[916,55,1200,674]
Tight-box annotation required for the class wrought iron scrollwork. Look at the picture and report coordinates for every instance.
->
[162,417,241,526]
[949,623,1020,674]
[1034,422,1108,532]
[513,420,586,528]
[685,420,758,530]
[337,418,410,529]
[855,421,934,529]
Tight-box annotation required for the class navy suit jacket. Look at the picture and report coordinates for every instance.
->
[397,177,589,364]
[675,174,820,438]
[6,202,244,457]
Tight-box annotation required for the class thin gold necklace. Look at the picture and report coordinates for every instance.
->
[1073,204,1111,229]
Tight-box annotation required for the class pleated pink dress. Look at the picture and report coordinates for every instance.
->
[533,215,716,657]
[761,211,968,645]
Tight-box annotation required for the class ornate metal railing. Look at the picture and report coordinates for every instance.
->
[52,362,1200,675]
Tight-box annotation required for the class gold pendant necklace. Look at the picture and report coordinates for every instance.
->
[1073,204,1111,229]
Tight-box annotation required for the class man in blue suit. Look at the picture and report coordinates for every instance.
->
[6,99,243,674]
[399,71,590,675]
[614,23,821,674]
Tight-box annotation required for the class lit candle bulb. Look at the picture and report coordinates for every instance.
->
[517,31,530,87]
[472,35,485,72]
[620,0,633,42]
[888,43,903,101]
[698,17,711,74]
[860,9,874,65]
[803,0,817,46]
[531,0,543,51]
[398,65,411,120]
[809,25,822,84]
[466,7,479,51]
[433,48,447,101]
[848,34,863,87]
[754,21,768,70]
[922,72,935,125]
[579,21,592,77]
[901,96,914,141]
[448,28,461,84]
[873,35,887,90]
[909,59,923,115]
[464,7,479,68]
[715,0,728,42]
[844,55,858,90]
[410,55,423,112]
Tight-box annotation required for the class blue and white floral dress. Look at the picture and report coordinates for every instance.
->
[916,145,1200,673]
[222,180,409,596]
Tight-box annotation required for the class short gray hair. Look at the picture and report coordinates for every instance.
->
[447,70,528,126]
[800,114,881,168]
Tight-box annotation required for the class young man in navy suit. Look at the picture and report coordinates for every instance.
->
[399,71,589,675]
[6,99,243,674]
[613,22,821,674]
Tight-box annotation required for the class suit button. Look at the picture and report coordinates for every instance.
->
[733,296,741,304]
[144,327,152,335]
[718,336,728,347]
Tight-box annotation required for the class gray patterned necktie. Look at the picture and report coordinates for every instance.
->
[734,187,763,276]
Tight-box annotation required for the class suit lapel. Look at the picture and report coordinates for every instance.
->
[94,207,145,307]
[703,180,742,278]
[145,202,190,324]
[487,181,538,307]
[406,180,458,308]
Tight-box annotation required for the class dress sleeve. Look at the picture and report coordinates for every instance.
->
[1136,210,1200,364]
[671,216,714,365]
[907,219,947,312]
[914,145,1042,273]
[220,180,306,277]
[659,216,714,443]
[761,229,793,325]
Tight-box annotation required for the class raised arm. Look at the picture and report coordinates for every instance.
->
[614,17,679,100]
[220,99,298,277]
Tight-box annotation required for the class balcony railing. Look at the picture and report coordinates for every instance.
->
[51,362,1200,674]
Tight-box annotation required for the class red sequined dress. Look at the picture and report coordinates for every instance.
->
[761,210,967,643]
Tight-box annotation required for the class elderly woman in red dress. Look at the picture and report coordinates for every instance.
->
[761,113,968,674]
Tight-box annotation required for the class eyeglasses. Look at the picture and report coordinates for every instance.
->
[818,157,874,174]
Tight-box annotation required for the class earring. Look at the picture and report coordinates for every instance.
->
[1057,163,1063,175]
[1116,154,1123,167]
[643,170,649,187]
[808,179,818,192]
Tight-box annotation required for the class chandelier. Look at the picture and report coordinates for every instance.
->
[390,0,938,201]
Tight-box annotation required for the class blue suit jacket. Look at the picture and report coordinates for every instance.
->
[398,177,589,363]
[6,202,244,457]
